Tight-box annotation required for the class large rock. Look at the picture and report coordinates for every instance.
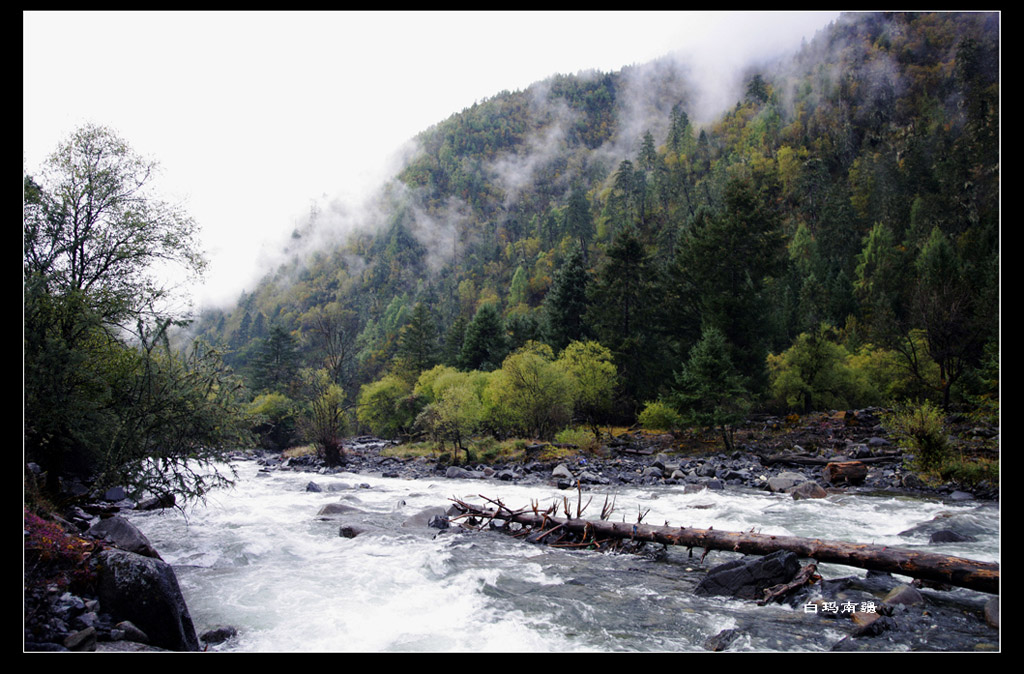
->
[93,549,199,651]
[87,515,163,559]
[766,472,805,493]
[695,550,801,601]
[791,481,828,500]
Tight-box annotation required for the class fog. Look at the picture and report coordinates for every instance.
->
[23,11,841,310]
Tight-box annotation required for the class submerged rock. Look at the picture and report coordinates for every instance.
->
[694,550,801,601]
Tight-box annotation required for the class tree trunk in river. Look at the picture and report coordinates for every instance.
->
[452,501,999,594]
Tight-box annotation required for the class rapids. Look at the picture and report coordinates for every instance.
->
[124,460,999,652]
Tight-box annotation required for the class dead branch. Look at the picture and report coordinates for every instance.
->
[448,498,999,595]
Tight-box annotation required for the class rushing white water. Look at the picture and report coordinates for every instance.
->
[124,461,999,652]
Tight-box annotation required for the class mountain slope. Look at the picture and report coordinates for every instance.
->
[191,11,998,425]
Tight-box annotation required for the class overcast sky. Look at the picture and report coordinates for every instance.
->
[23,10,841,309]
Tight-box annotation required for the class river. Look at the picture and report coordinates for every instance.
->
[124,459,999,652]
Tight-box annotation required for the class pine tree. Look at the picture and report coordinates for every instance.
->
[670,326,750,452]
[458,303,508,372]
[394,302,439,381]
[250,323,301,395]
[587,229,667,410]
[543,249,592,351]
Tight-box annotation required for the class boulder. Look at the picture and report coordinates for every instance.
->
[93,549,199,651]
[767,472,805,493]
[136,493,176,511]
[445,466,484,479]
[984,597,999,628]
[87,515,163,560]
[704,628,742,651]
[694,550,801,601]
[551,464,574,480]
[63,626,97,651]
[200,625,238,645]
[792,482,828,500]
[929,529,977,544]
[401,506,448,529]
[317,502,365,517]
[113,620,150,645]
[882,584,924,606]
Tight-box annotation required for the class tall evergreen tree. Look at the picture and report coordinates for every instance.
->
[458,303,508,372]
[564,186,595,262]
[394,301,439,381]
[250,323,301,394]
[543,249,592,352]
[668,175,786,390]
[588,229,667,411]
[669,325,750,453]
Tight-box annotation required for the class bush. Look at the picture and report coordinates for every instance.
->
[884,400,951,472]
[356,374,418,439]
[766,324,874,412]
[638,400,683,432]
[554,426,595,448]
[248,392,300,450]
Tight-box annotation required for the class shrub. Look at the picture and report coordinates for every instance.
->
[356,374,418,439]
[884,400,951,472]
[554,426,595,448]
[638,400,683,432]
[248,391,300,450]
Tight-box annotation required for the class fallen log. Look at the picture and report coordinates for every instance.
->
[451,499,999,595]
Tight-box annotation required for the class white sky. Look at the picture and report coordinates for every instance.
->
[23,10,841,309]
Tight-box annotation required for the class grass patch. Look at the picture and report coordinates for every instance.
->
[282,444,317,458]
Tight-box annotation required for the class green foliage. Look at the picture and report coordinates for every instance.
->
[23,123,205,326]
[638,400,683,432]
[670,326,750,452]
[416,369,486,462]
[588,228,667,408]
[24,125,250,505]
[247,391,301,451]
[356,374,417,439]
[458,303,508,371]
[96,338,252,502]
[393,302,439,382]
[554,426,596,449]
[844,334,939,403]
[299,368,348,466]
[883,400,952,473]
[766,324,874,413]
[187,13,998,440]
[543,249,592,351]
[483,342,575,440]
[556,340,617,437]
[249,323,302,395]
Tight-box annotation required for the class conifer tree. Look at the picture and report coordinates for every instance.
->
[458,303,508,372]
[588,229,667,411]
[670,326,750,452]
[543,249,592,351]
[394,302,439,381]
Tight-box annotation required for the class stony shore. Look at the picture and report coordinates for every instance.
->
[266,407,999,502]
[24,408,999,652]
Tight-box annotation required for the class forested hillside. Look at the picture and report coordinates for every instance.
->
[189,12,998,457]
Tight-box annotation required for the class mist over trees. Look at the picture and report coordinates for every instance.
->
[27,13,999,490]
[187,12,998,448]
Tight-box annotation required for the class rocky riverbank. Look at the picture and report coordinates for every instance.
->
[24,408,998,652]
[266,408,999,502]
